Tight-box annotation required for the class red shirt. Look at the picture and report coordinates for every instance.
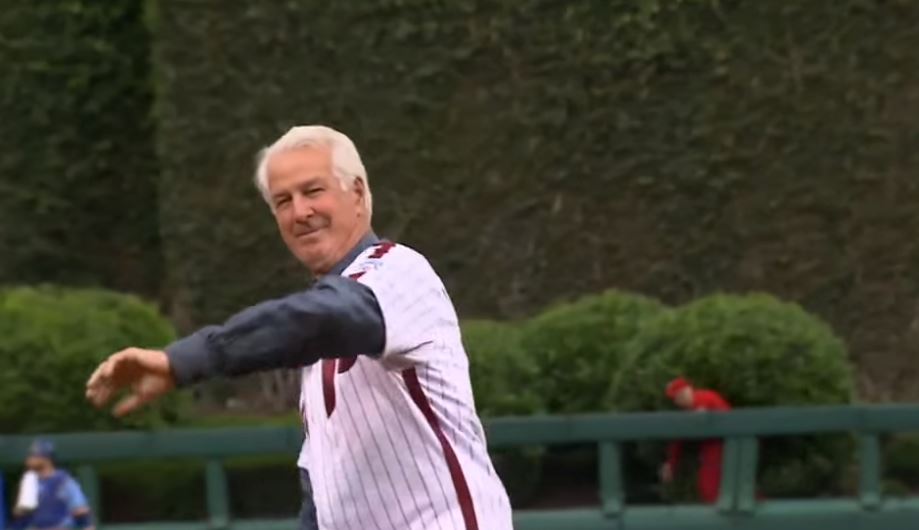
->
[667,389,731,469]
[692,389,731,412]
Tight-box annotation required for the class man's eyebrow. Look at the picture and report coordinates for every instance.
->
[270,177,324,201]
[298,176,323,188]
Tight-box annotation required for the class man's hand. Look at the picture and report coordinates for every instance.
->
[73,506,95,530]
[86,348,175,417]
[659,462,674,483]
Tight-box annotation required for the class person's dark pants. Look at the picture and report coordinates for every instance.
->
[299,468,319,530]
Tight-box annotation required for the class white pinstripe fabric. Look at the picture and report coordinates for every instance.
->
[297,244,513,530]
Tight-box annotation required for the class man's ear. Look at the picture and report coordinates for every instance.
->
[352,177,367,209]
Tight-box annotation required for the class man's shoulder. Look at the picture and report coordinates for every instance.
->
[54,470,76,483]
[40,470,73,488]
[696,389,730,409]
[349,241,437,278]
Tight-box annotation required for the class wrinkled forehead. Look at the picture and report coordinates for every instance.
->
[266,145,334,190]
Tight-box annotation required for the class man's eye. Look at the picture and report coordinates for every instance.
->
[307,188,323,196]
[275,197,291,208]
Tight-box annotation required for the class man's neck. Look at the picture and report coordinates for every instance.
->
[315,227,379,278]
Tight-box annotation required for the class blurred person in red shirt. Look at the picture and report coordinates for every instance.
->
[659,377,731,503]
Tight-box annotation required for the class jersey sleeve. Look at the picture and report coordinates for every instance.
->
[166,275,385,385]
[62,477,89,511]
[349,245,455,366]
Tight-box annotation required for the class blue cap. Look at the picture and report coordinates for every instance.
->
[28,438,55,459]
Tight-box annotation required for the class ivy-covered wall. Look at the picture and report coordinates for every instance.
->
[150,0,919,397]
[0,0,162,296]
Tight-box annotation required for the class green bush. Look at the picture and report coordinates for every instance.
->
[509,290,665,505]
[461,319,545,507]
[0,286,185,433]
[610,293,853,410]
[610,292,855,497]
[520,290,667,414]
[462,319,543,417]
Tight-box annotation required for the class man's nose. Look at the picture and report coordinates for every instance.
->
[291,194,314,220]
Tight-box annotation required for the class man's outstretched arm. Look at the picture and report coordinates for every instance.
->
[86,275,384,415]
[167,275,385,386]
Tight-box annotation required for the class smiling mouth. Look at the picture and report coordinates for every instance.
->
[295,227,324,238]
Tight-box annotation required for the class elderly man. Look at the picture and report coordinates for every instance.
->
[86,125,513,530]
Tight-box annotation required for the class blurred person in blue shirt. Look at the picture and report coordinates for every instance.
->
[11,440,94,530]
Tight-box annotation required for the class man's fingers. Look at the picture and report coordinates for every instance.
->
[114,389,157,418]
[86,348,173,416]
[87,349,133,384]
[87,348,138,389]
[85,359,117,409]
[86,383,116,408]
[113,392,151,417]
[86,358,113,389]
[86,349,136,408]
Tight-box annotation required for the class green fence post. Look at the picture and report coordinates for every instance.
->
[76,465,100,523]
[858,434,882,510]
[716,438,740,514]
[598,442,624,519]
[736,437,759,514]
[206,459,230,528]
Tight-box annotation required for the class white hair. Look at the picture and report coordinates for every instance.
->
[254,125,372,215]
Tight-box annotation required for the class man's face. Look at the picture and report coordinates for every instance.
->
[674,387,694,409]
[266,146,367,275]
[25,455,50,472]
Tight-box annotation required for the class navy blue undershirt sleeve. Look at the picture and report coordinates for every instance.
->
[165,275,385,386]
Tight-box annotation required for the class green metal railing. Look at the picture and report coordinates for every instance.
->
[1,405,918,529]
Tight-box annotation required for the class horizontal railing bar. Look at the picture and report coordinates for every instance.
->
[0,427,304,464]
[4,405,916,530]
[487,404,919,446]
[3,405,919,464]
[96,499,919,530]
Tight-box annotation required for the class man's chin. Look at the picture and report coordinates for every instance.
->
[292,244,329,272]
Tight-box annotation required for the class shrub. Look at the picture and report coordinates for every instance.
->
[610,292,855,497]
[610,292,853,409]
[462,319,543,417]
[0,286,185,433]
[520,290,667,414]
[461,319,545,507]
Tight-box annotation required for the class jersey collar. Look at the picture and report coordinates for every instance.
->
[327,230,381,277]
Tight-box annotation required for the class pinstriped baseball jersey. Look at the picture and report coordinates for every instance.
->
[297,242,513,530]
